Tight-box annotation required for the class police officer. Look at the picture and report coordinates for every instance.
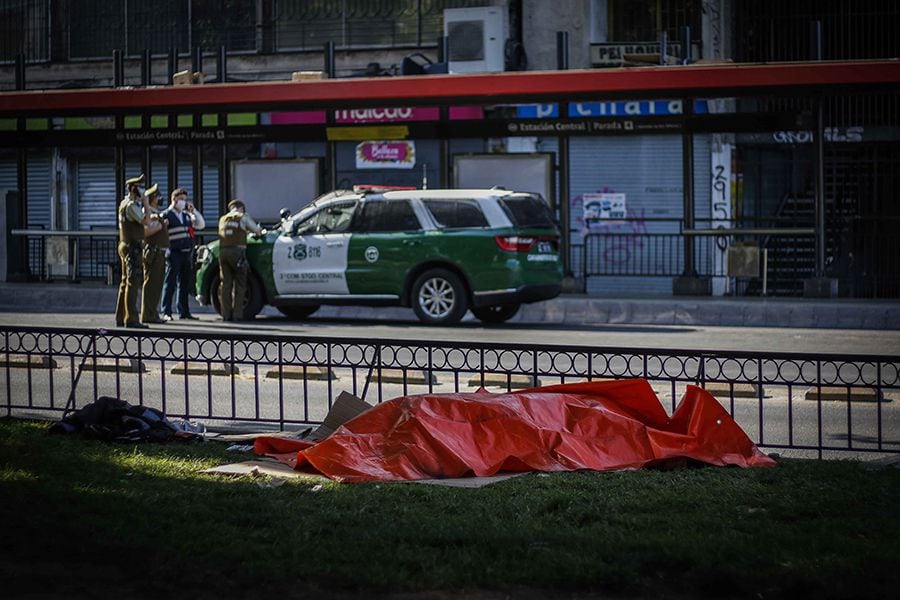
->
[161,188,205,320]
[218,199,263,321]
[114,174,151,328]
[140,183,169,324]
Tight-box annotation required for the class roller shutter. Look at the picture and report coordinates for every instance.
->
[568,135,711,295]
[0,155,52,228]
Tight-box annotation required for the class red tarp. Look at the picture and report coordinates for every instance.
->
[255,379,775,482]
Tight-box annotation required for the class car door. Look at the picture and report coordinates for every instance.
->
[272,200,357,296]
[346,198,425,295]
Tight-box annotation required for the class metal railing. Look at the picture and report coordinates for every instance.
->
[11,229,216,283]
[580,225,818,294]
[2,325,898,459]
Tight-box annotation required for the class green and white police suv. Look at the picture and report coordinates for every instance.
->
[194,186,563,325]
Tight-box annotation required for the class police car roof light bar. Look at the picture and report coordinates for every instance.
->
[352,185,418,194]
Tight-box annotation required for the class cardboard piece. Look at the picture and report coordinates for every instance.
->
[204,459,523,488]
[307,391,373,441]
[407,472,526,488]
[203,459,320,479]
[206,428,311,443]
[173,70,203,85]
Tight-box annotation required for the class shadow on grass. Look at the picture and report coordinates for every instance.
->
[1,418,899,599]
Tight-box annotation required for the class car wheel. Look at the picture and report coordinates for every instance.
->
[210,272,223,317]
[277,305,319,320]
[411,268,468,325]
[243,275,264,320]
[471,303,520,324]
[211,271,264,320]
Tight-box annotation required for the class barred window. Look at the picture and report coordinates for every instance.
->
[1,0,50,62]
[22,0,493,61]
[273,0,485,51]
[192,0,256,53]
[70,0,188,59]
[608,0,701,43]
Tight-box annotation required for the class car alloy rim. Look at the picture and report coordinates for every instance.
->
[419,277,455,319]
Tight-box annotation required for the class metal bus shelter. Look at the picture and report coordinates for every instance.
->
[1,59,899,294]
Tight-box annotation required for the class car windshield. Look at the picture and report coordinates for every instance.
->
[498,194,556,228]
[284,191,355,232]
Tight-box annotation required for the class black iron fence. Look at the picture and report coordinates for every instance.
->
[13,230,216,283]
[1,0,484,63]
[2,325,898,458]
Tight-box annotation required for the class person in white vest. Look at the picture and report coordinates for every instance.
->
[161,188,205,320]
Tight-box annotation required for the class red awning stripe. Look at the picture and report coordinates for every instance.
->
[1,60,899,117]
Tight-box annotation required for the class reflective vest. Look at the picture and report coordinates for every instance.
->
[118,197,144,245]
[165,210,194,251]
[219,210,247,247]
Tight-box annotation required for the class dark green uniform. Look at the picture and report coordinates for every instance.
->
[218,209,249,321]
[140,211,170,323]
[115,196,145,326]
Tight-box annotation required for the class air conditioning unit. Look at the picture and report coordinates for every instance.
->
[444,6,508,73]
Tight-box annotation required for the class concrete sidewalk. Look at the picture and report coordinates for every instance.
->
[0,281,898,330]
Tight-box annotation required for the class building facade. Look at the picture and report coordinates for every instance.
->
[1,0,898,297]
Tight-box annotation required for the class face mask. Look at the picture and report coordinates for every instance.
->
[175,200,186,211]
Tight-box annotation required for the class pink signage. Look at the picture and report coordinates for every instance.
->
[449,105,485,120]
[336,107,439,123]
[269,111,327,125]
[267,106,484,126]
[356,141,416,169]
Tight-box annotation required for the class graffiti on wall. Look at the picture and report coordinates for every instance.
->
[574,190,649,266]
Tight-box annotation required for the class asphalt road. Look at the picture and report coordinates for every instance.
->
[2,307,900,355]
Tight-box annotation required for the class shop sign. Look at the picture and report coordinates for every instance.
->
[356,141,416,169]
[590,42,700,67]
[336,107,439,123]
[516,100,708,119]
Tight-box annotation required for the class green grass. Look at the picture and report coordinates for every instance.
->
[2,418,899,599]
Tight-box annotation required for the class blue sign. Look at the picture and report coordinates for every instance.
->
[515,104,560,118]
[515,100,709,119]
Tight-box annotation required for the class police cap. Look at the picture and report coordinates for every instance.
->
[125,173,146,187]
[146,183,160,197]
[227,199,246,212]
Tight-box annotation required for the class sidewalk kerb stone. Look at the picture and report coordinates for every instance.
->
[803,386,888,403]
[467,372,540,389]
[703,382,763,398]
[171,362,239,376]
[1,353,58,369]
[367,368,437,385]
[265,365,337,380]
